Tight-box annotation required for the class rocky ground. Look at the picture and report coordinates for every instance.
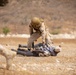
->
[0,37,76,75]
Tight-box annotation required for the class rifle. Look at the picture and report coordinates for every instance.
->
[32,42,34,49]
[31,31,34,49]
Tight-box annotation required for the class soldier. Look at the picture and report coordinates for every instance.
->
[27,17,52,51]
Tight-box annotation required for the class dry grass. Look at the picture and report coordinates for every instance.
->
[0,0,76,33]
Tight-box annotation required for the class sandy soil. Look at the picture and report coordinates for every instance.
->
[0,37,76,75]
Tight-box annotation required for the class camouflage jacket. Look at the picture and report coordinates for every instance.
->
[29,22,46,43]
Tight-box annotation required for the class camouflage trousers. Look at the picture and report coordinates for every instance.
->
[27,32,52,49]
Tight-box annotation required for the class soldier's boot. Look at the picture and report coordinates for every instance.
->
[28,49,31,51]
[39,53,44,57]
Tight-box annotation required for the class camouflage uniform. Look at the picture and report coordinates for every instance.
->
[27,17,52,50]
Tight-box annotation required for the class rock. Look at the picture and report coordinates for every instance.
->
[0,44,16,70]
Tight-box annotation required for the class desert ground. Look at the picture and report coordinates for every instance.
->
[0,0,76,75]
[0,37,76,75]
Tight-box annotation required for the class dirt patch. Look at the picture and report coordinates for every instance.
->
[0,37,76,75]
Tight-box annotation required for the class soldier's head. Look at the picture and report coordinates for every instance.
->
[31,17,44,28]
[54,45,61,53]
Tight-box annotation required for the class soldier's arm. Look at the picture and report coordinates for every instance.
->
[29,24,33,35]
[39,22,46,44]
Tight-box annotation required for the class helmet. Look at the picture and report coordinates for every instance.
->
[31,17,44,28]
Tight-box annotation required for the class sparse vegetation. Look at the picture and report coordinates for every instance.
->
[3,27,10,35]
[51,29,60,35]
[0,0,76,34]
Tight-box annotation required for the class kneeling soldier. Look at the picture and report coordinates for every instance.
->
[27,17,52,51]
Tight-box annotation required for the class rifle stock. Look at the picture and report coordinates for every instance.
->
[32,42,34,49]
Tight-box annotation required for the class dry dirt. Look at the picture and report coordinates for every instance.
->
[0,0,76,34]
[0,37,76,75]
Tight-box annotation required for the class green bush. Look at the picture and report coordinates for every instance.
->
[51,29,60,35]
[3,27,10,35]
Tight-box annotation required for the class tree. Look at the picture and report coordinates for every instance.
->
[3,27,10,35]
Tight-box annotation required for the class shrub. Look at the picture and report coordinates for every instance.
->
[3,27,10,35]
[51,29,60,35]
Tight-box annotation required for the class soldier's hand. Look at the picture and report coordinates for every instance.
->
[42,42,45,47]
[35,40,37,41]
[42,41,45,44]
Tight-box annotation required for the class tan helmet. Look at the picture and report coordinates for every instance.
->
[31,17,44,28]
